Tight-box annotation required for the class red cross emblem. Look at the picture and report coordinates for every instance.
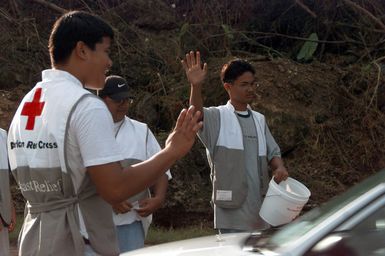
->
[21,88,45,130]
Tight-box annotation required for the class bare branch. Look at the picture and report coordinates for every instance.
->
[295,0,317,18]
[367,61,381,110]
[31,0,67,14]
[343,0,385,32]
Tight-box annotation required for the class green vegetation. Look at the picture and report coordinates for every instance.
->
[9,213,215,246]
[297,33,318,62]
[9,214,23,244]
[146,225,216,245]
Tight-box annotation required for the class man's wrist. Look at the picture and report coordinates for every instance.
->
[163,144,182,161]
[191,82,203,88]
[153,194,166,203]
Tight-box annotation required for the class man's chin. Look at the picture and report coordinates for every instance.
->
[116,115,126,122]
[245,98,255,104]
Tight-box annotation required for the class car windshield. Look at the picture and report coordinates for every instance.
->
[256,169,385,250]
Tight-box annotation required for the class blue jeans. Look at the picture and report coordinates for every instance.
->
[116,221,145,253]
[84,244,101,256]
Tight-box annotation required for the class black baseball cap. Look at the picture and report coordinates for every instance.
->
[99,75,132,100]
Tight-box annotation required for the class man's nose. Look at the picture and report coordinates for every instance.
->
[247,83,255,91]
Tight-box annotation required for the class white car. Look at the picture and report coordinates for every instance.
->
[123,170,385,256]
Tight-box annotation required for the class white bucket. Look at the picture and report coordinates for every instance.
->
[259,177,310,227]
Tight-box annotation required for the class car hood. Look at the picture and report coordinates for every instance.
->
[121,232,259,256]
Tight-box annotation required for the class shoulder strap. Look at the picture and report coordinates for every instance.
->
[211,108,221,160]
[145,126,149,159]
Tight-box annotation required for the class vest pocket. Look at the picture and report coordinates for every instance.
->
[213,148,248,208]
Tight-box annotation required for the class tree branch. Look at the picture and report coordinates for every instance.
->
[295,0,317,18]
[31,0,67,14]
[342,0,385,32]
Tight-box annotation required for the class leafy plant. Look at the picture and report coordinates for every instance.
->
[221,24,234,40]
[179,22,190,39]
[297,33,318,61]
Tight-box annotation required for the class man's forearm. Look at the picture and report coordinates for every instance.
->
[88,147,178,205]
[88,106,202,205]
[269,156,285,170]
[152,174,168,202]
[189,85,203,119]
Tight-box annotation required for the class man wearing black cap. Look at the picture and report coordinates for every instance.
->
[99,75,171,252]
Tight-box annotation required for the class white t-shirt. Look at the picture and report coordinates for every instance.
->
[112,118,171,226]
[66,96,123,238]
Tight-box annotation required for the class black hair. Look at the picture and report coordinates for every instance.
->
[48,10,114,66]
[220,59,255,83]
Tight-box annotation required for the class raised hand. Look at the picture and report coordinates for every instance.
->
[165,105,203,159]
[181,51,208,86]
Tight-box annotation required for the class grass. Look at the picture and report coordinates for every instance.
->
[10,213,216,245]
[146,225,216,245]
[9,213,23,244]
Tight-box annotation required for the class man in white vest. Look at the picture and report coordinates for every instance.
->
[0,128,16,256]
[99,75,172,252]
[181,51,289,234]
[7,11,202,256]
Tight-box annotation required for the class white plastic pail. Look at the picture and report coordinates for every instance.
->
[259,177,310,227]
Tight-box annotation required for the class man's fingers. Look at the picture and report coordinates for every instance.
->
[193,119,203,133]
[203,63,208,74]
[181,60,188,73]
[113,201,133,213]
[178,105,194,132]
[273,172,288,183]
[185,53,192,67]
[175,108,187,130]
[190,51,196,66]
[180,107,202,138]
[136,209,150,217]
[196,51,201,67]
[190,110,203,132]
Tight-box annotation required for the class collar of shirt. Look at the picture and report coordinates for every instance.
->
[42,69,83,88]
[225,100,252,112]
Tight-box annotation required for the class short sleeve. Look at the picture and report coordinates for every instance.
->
[265,123,281,161]
[69,97,123,167]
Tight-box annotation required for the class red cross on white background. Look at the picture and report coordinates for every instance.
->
[21,88,45,130]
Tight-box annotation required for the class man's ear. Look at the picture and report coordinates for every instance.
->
[74,41,88,60]
[223,82,232,92]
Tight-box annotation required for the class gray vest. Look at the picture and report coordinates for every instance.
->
[0,129,12,225]
[205,105,270,209]
[8,73,119,256]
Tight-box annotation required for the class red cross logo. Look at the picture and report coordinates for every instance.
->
[21,88,45,130]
